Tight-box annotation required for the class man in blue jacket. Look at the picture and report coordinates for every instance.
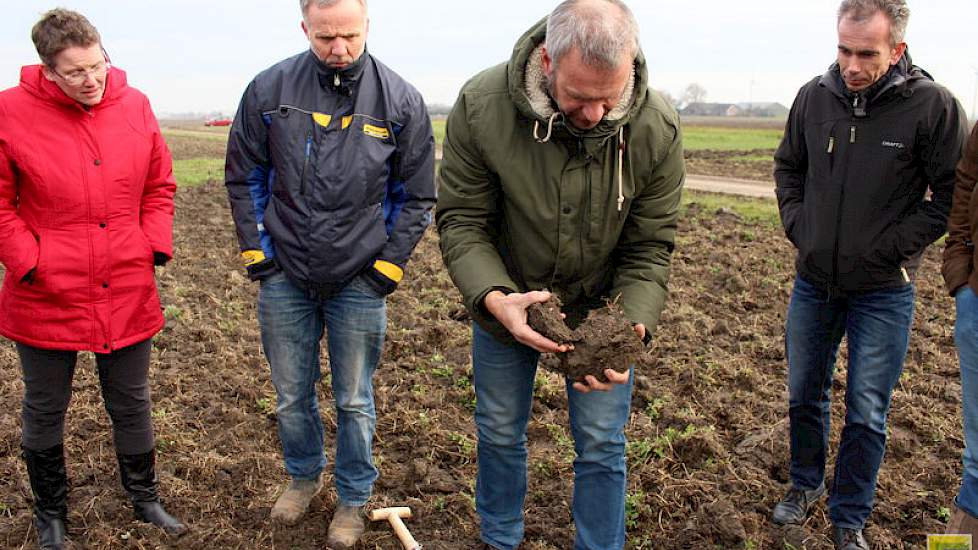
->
[772,1,967,548]
[225,0,435,546]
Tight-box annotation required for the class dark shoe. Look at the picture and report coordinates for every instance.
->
[117,451,188,537]
[946,504,978,535]
[22,444,69,550]
[771,483,825,525]
[833,526,868,550]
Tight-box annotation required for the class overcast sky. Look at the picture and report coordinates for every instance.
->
[1,1,976,118]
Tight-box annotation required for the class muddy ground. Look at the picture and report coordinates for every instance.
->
[685,149,776,182]
[0,139,964,549]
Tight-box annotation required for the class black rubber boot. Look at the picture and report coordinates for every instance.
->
[116,451,188,536]
[22,444,68,550]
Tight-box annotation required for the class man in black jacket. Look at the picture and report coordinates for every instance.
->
[772,1,967,548]
[224,0,435,547]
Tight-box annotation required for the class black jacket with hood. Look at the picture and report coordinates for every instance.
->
[775,53,967,294]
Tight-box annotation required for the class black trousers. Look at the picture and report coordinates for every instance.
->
[19,338,155,454]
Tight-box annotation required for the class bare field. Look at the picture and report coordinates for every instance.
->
[0,126,961,549]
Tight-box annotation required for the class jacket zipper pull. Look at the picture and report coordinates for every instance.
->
[850,126,856,143]
[827,136,835,154]
[334,73,340,88]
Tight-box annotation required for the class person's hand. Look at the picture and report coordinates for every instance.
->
[572,324,645,393]
[483,290,574,353]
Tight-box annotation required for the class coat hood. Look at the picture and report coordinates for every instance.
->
[18,64,128,109]
[506,16,649,139]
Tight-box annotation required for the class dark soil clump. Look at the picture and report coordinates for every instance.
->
[527,298,646,383]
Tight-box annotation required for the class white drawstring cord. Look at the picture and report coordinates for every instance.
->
[617,126,625,212]
[533,112,560,143]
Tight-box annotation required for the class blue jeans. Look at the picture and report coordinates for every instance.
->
[258,271,386,506]
[472,323,633,550]
[785,275,914,529]
[955,286,978,518]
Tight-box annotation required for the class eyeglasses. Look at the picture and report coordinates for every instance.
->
[50,60,110,86]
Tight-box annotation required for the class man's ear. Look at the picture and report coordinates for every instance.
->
[890,42,907,66]
[541,46,553,77]
[41,66,56,82]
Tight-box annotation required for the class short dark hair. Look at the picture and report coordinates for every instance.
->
[838,0,910,47]
[31,8,101,67]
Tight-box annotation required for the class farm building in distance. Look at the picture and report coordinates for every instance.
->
[681,102,789,118]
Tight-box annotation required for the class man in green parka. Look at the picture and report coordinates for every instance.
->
[437,1,684,548]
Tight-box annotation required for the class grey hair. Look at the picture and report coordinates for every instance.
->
[838,0,910,46]
[545,0,639,70]
[300,0,367,18]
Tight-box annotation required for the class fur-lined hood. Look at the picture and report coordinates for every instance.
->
[506,16,649,138]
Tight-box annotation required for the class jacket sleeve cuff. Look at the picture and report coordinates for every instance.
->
[246,258,280,281]
[153,252,171,266]
[362,260,403,296]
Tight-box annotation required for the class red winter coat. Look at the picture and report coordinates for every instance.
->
[0,65,175,353]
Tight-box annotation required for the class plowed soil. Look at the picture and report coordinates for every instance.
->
[686,149,776,182]
[0,149,963,549]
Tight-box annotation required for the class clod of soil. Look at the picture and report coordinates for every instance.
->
[526,296,578,345]
[689,499,748,547]
[527,298,645,383]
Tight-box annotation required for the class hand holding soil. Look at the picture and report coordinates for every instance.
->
[484,290,573,353]
[526,295,646,384]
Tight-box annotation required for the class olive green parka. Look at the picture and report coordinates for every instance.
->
[437,18,685,344]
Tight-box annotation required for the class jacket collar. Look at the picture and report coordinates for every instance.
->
[18,64,126,110]
[311,47,369,97]
[818,50,927,115]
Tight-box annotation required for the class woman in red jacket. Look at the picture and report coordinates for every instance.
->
[0,9,185,548]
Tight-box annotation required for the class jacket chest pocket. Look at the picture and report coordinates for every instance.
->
[804,121,839,182]
[267,106,316,187]
[352,119,397,206]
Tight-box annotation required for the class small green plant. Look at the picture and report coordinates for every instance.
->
[532,459,555,478]
[625,491,648,530]
[626,438,656,465]
[546,424,576,462]
[653,425,699,459]
[163,305,183,321]
[430,364,453,379]
[418,411,431,428]
[937,506,953,522]
[256,397,274,415]
[645,398,667,421]
[448,432,475,456]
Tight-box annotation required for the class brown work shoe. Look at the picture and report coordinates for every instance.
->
[269,476,322,525]
[946,504,978,535]
[326,504,365,549]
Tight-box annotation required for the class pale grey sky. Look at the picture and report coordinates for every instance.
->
[1,1,976,118]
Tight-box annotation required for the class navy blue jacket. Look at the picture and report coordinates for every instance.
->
[226,50,435,296]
